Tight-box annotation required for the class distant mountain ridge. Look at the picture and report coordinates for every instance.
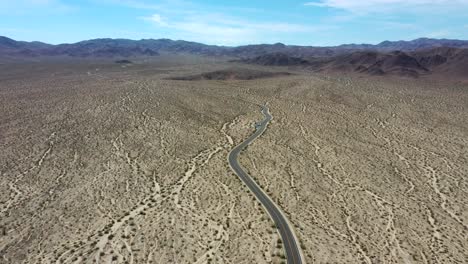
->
[311,50,431,77]
[237,47,468,78]
[1,36,468,58]
[1,36,467,79]
[337,38,468,51]
[0,36,51,50]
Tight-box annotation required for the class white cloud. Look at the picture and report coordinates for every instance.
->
[426,29,451,38]
[141,13,168,26]
[102,0,197,13]
[146,14,163,24]
[171,23,256,45]
[140,12,333,45]
[107,0,334,45]
[304,0,468,13]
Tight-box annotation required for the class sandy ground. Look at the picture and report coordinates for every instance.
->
[239,75,468,263]
[0,58,467,263]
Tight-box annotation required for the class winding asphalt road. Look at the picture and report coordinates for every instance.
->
[228,105,304,264]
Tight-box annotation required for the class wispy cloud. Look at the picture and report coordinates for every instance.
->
[140,12,333,45]
[140,13,168,26]
[84,0,468,45]
[304,0,468,13]
[100,0,161,10]
[426,29,451,38]
[102,0,196,13]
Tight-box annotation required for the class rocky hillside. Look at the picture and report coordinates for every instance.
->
[239,47,468,78]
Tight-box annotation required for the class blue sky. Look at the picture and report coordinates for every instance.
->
[1,0,467,46]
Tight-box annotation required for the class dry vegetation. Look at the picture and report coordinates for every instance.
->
[238,74,468,263]
[0,57,467,263]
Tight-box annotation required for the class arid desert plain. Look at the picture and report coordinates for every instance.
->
[1,57,467,264]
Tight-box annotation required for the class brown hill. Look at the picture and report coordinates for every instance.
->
[371,51,429,77]
[238,52,310,66]
[306,51,428,77]
[411,47,468,78]
[316,48,468,78]
[169,68,292,81]
[236,47,468,78]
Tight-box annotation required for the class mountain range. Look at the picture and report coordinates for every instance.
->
[1,36,467,78]
[2,36,468,58]
[240,47,468,78]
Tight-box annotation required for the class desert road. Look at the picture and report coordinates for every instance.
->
[228,105,304,264]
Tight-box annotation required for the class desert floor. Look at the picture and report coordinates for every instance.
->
[1,57,467,263]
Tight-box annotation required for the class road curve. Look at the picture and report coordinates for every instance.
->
[228,105,304,264]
